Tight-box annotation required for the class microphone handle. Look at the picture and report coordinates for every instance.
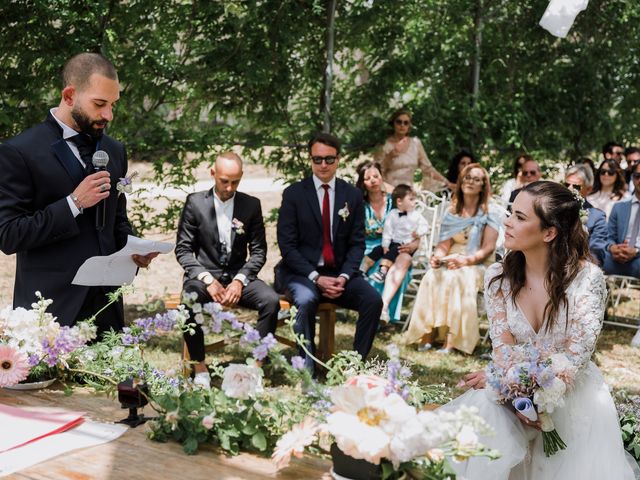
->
[95,166,107,231]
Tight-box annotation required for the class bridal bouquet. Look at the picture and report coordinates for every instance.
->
[485,343,577,456]
[0,292,97,387]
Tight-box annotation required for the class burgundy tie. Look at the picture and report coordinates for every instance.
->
[321,184,335,267]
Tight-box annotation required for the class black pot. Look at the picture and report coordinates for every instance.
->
[330,443,383,480]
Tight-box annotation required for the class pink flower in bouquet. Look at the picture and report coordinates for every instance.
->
[0,345,29,387]
[271,417,319,469]
[345,374,389,391]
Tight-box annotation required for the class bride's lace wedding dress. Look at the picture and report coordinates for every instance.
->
[444,261,639,479]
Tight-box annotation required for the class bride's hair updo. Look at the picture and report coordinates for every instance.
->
[491,181,592,331]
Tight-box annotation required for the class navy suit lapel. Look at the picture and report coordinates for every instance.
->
[333,179,347,240]
[303,178,323,229]
[230,195,241,248]
[51,139,84,185]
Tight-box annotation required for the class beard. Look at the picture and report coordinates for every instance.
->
[71,106,108,138]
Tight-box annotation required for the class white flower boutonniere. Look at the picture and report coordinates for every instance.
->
[116,171,138,196]
[338,203,350,221]
[232,218,245,235]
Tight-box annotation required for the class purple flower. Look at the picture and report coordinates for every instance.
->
[27,354,40,367]
[240,328,261,348]
[230,318,244,331]
[291,356,305,370]
[252,344,269,360]
[260,333,277,350]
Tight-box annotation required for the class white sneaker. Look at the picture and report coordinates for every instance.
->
[193,372,211,390]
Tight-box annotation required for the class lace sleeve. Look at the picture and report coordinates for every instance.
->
[484,263,510,350]
[564,264,606,370]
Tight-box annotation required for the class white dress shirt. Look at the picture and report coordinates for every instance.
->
[50,108,87,217]
[382,209,430,248]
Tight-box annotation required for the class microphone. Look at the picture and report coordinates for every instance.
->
[92,150,110,231]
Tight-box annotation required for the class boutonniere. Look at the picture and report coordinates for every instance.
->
[231,218,245,235]
[338,202,350,221]
[116,171,138,196]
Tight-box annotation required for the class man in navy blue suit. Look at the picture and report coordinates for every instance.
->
[604,161,640,278]
[275,133,382,370]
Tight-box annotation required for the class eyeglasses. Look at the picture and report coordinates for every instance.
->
[563,182,582,191]
[462,175,484,185]
[311,155,337,165]
[599,169,616,176]
[522,170,539,176]
[394,120,411,126]
[632,173,640,180]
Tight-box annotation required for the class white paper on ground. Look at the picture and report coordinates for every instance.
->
[0,419,127,477]
[539,0,589,38]
[0,403,85,452]
[512,397,538,422]
[72,235,174,286]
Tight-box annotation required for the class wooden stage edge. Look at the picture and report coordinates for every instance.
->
[0,385,331,480]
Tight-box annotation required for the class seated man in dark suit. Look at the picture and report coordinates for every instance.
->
[564,164,608,266]
[275,133,382,371]
[603,160,640,278]
[175,152,280,388]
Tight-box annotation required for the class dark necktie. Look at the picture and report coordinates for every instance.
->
[69,133,96,175]
[321,184,335,268]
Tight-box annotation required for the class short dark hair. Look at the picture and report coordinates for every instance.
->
[308,132,341,155]
[624,146,640,157]
[446,150,476,183]
[355,160,383,199]
[62,53,118,91]
[602,141,623,156]
[391,184,414,207]
[513,154,533,178]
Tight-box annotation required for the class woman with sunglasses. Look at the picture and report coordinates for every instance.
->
[375,108,453,191]
[403,163,500,354]
[587,159,630,219]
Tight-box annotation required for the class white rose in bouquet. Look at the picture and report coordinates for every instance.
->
[221,364,263,399]
[534,377,566,413]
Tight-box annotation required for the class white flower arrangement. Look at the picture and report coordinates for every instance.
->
[338,202,350,221]
[221,363,264,399]
[231,218,245,235]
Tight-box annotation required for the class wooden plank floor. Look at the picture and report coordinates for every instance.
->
[0,386,331,480]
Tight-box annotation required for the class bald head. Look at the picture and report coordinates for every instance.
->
[212,152,243,201]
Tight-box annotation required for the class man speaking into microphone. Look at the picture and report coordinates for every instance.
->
[0,53,157,336]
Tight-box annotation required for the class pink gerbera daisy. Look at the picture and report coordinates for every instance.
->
[0,345,30,387]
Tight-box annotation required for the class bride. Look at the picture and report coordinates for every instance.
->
[445,181,639,479]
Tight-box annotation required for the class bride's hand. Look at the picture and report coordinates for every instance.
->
[515,411,542,431]
[458,370,486,390]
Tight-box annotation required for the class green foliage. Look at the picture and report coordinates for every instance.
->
[2,1,640,233]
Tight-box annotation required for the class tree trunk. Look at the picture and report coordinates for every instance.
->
[322,0,337,133]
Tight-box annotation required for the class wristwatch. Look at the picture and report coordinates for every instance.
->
[201,273,214,285]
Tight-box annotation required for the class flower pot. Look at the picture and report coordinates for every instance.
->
[330,443,383,480]
[4,378,56,390]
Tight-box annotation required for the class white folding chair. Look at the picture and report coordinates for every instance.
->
[604,275,640,329]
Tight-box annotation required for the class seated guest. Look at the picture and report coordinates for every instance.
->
[508,158,542,205]
[587,159,630,219]
[175,152,280,388]
[275,133,382,371]
[356,161,417,325]
[625,147,640,192]
[403,163,500,354]
[500,153,530,202]
[602,141,625,164]
[564,164,608,266]
[603,160,640,278]
[446,150,476,185]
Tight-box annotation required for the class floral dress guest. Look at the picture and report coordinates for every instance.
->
[587,159,630,219]
[403,164,500,354]
[375,109,453,192]
[356,161,416,324]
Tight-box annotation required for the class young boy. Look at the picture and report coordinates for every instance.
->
[361,184,429,283]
